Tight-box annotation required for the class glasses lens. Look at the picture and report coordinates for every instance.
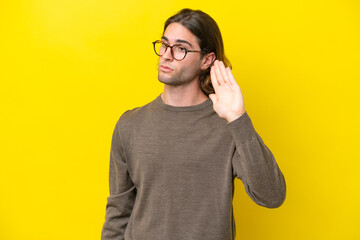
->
[173,46,186,60]
[154,41,166,56]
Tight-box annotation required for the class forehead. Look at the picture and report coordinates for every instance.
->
[162,22,199,47]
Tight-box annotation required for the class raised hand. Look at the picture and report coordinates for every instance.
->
[209,60,246,123]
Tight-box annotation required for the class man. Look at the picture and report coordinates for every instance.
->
[101,8,286,240]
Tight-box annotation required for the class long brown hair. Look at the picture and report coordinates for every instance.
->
[164,8,232,96]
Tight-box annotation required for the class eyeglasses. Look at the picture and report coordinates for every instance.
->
[152,40,201,61]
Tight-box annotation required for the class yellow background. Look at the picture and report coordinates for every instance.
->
[1,0,359,239]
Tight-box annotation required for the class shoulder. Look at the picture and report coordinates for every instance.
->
[115,97,159,129]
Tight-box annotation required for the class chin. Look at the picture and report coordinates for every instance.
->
[158,74,182,86]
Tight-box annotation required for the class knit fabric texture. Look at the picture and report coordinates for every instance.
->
[101,94,286,240]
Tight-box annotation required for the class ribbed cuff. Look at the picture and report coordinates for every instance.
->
[226,111,256,144]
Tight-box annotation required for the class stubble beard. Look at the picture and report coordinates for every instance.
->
[157,68,201,87]
[158,74,191,86]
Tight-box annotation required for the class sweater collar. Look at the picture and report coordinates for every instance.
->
[155,94,213,112]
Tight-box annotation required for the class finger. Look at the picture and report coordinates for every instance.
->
[210,65,220,90]
[214,60,226,86]
[225,67,236,87]
[218,61,230,85]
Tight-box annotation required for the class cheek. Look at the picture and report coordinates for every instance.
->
[173,58,202,75]
[187,60,202,73]
[184,57,201,69]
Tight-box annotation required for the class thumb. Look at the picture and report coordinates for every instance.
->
[209,93,217,105]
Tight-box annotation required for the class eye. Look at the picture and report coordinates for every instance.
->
[176,46,187,52]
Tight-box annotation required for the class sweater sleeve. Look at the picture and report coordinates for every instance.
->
[226,111,286,208]
[101,115,137,240]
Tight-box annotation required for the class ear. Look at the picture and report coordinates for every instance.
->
[200,52,216,70]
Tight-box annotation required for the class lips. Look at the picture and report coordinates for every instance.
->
[160,65,174,72]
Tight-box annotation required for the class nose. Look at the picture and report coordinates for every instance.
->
[161,46,174,61]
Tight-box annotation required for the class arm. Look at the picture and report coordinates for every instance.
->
[227,111,286,208]
[209,60,286,208]
[101,114,136,240]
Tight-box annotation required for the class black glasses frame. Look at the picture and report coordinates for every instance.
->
[152,40,201,61]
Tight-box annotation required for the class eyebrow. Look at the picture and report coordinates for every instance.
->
[161,36,193,48]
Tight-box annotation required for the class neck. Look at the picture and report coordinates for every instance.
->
[161,81,209,107]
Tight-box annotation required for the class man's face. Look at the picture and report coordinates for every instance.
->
[157,22,203,86]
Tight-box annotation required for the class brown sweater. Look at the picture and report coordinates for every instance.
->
[101,94,286,240]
